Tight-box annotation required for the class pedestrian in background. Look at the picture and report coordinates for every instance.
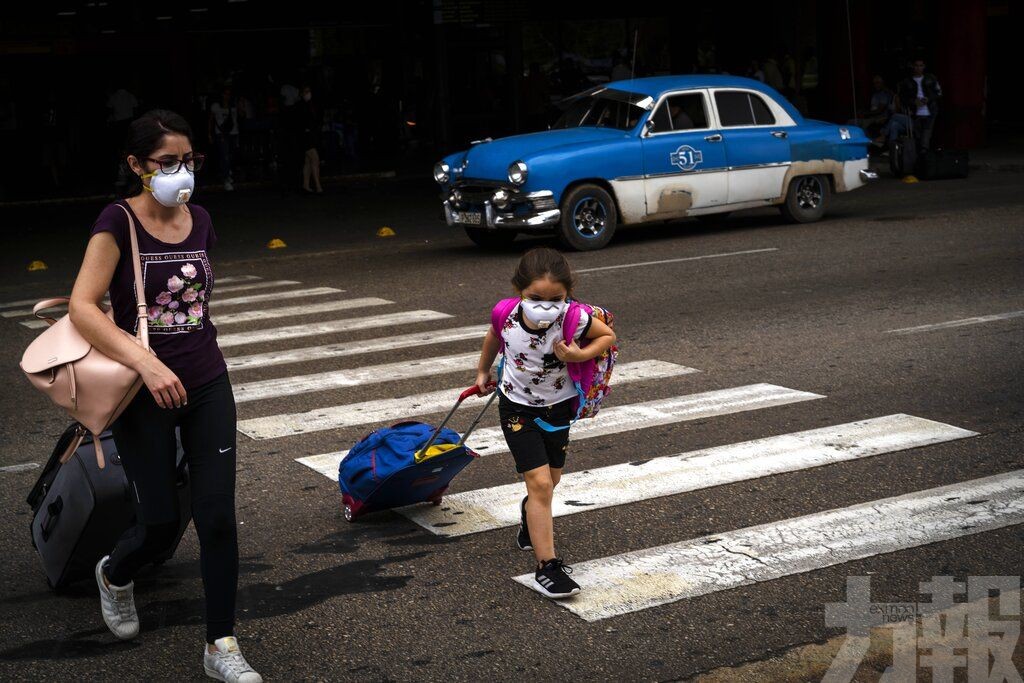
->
[208,86,239,191]
[298,85,323,194]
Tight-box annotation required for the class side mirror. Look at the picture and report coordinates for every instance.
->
[643,118,656,135]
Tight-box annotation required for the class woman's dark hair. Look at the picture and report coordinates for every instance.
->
[511,247,576,297]
[114,109,193,198]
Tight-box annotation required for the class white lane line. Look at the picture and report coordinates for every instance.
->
[239,360,699,439]
[5,284,337,319]
[0,462,40,474]
[227,325,488,372]
[0,297,56,310]
[885,310,1024,334]
[213,286,344,308]
[512,469,1024,621]
[211,297,391,326]
[296,383,823,481]
[217,310,453,349]
[234,352,480,404]
[215,275,262,284]
[399,414,977,536]
[576,248,778,274]
[214,280,300,295]
[3,274,260,316]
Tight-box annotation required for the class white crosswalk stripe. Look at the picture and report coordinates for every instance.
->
[213,280,300,295]
[234,352,481,404]
[295,383,824,480]
[239,360,699,439]
[398,414,978,536]
[2,280,302,320]
[214,275,262,284]
[226,325,488,372]
[212,286,344,308]
[217,310,454,348]
[210,297,392,326]
[512,469,1024,621]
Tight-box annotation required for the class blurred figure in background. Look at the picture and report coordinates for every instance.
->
[298,85,323,194]
[208,86,238,191]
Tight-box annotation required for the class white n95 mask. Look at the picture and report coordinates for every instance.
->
[521,299,566,328]
[142,165,195,207]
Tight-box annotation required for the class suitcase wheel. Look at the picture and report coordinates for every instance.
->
[343,504,354,522]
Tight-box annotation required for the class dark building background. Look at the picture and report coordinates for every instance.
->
[0,0,1015,202]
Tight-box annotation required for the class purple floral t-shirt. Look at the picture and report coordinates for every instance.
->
[90,200,226,390]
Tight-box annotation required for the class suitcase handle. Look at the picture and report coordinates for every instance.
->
[40,496,63,542]
[415,382,497,460]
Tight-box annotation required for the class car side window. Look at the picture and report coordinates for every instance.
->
[650,93,708,133]
[750,94,776,125]
[650,104,672,133]
[715,91,755,127]
[715,91,778,127]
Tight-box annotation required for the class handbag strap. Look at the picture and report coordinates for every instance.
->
[116,203,150,349]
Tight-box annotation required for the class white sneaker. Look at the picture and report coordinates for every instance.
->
[204,636,263,683]
[95,555,139,640]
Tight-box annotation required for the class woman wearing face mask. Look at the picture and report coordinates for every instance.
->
[298,85,323,194]
[67,109,261,683]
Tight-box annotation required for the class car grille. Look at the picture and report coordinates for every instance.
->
[531,195,556,210]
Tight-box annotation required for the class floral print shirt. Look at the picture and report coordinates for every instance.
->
[90,200,226,390]
[498,302,591,407]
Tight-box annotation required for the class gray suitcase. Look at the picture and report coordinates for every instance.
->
[27,423,190,590]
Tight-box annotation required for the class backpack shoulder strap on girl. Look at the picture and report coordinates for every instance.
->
[490,297,520,351]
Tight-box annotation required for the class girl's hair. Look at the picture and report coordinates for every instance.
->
[511,247,576,296]
[114,109,194,198]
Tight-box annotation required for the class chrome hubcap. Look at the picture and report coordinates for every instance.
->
[796,177,822,210]
[573,197,607,237]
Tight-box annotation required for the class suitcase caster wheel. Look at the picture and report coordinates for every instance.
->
[343,504,354,522]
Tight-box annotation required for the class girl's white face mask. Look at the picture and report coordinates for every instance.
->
[521,298,566,328]
[141,165,195,207]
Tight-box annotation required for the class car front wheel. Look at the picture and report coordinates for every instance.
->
[780,174,830,223]
[558,184,617,251]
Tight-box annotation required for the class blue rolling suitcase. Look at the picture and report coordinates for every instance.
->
[338,383,496,521]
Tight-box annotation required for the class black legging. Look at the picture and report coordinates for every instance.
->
[106,371,238,644]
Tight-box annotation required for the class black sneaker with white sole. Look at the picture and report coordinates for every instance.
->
[517,495,532,551]
[534,558,580,599]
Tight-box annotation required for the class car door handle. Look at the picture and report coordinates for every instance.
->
[770,130,788,139]
[704,134,723,142]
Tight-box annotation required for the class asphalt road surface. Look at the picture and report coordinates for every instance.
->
[0,170,1022,681]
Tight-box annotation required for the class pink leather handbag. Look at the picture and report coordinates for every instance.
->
[21,204,151,469]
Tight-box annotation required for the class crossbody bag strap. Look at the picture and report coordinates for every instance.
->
[116,203,150,349]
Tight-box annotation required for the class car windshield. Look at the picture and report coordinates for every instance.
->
[552,87,652,131]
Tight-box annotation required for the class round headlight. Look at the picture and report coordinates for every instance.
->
[507,160,528,186]
[433,161,450,184]
[492,188,510,209]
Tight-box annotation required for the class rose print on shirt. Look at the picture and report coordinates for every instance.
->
[139,254,212,334]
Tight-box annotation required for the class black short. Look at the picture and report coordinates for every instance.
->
[498,392,574,473]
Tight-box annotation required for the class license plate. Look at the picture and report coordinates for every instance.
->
[454,211,482,225]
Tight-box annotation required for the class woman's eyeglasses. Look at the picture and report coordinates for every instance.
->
[145,153,206,174]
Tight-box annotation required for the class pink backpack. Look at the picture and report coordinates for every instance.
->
[490,297,618,426]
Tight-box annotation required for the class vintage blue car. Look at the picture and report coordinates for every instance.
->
[434,75,877,250]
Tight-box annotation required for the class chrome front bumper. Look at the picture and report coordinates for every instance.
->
[442,189,561,230]
[860,169,879,181]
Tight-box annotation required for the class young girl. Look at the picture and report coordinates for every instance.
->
[474,248,616,599]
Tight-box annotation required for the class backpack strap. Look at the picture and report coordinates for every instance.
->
[490,297,520,352]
